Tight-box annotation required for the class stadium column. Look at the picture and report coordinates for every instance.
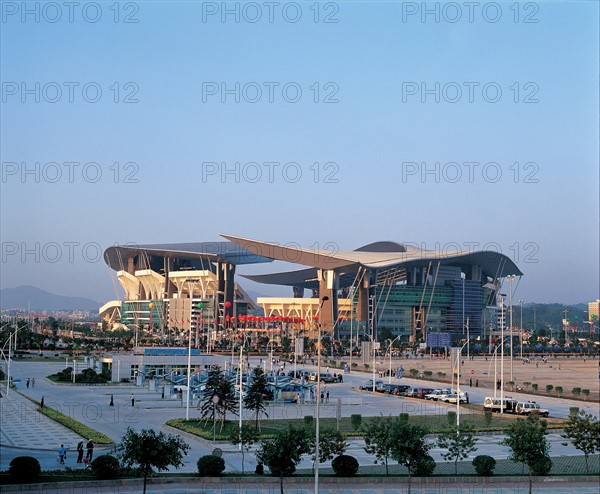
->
[318,269,338,334]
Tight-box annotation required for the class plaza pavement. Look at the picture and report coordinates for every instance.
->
[1,357,598,476]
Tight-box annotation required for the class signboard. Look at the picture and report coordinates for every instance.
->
[143,348,202,356]
[426,332,452,348]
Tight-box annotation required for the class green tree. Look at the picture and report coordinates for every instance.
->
[199,366,238,431]
[309,428,348,471]
[117,427,189,494]
[228,423,259,474]
[563,410,600,474]
[244,366,271,431]
[256,425,310,494]
[388,421,433,494]
[437,425,477,475]
[363,416,394,475]
[503,415,552,494]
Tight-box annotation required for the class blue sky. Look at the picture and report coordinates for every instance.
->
[1,1,598,305]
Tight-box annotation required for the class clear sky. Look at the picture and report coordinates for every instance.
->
[1,0,598,305]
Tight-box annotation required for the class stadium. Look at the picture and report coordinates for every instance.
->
[99,234,522,348]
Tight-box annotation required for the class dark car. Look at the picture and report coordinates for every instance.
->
[406,387,435,399]
[384,384,411,395]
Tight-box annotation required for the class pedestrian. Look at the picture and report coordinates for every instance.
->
[161,387,165,399]
[475,379,479,388]
[109,394,114,407]
[31,378,35,388]
[131,394,135,407]
[58,444,67,464]
[40,396,44,408]
[86,439,94,462]
[320,391,324,403]
[326,390,330,403]
[26,378,30,389]
[77,441,84,463]
[496,380,501,390]
[469,378,472,387]
[465,392,469,404]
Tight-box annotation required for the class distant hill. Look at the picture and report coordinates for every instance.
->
[0,285,100,311]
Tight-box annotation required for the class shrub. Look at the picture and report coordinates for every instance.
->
[569,407,579,417]
[546,384,554,393]
[523,381,531,389]
[447,411,456,426]
[92,454,120,479]
[8,456,41,482]
[473,455,496,476]
[581,389,590,400]
[531,383,539,394]
[351,363,357,368]
[572,387,581,398]
[331,455,359,476]
[555,386,563,396]
[399,413,409,423]
[350,414,362,431]
[424,371,433,378]
[412,454,436,476]
[531,456,552,475]
[409,368,419,378]
[304,415,314,427]
[484,411,493,426]
[197,455,225,476]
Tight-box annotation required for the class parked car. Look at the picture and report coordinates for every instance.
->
[443,392,468,404]
[483,396,518,413]
[359,379,384,390]
[384,384,411,395]
[515,401,549,417]
[406,387,435,399]
[424,388,451,400]
[308,372,338,383]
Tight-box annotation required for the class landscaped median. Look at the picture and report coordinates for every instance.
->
[167,410,566,442]
[17,392,113,445]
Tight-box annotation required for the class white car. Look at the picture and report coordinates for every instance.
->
[442,392,468,404]
[424,389,451,400]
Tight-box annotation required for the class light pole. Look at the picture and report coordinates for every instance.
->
[508,275,515,382]
[456,340,469,428]
[186,302,202,420]
[314,295,329,494]
[387,335,402,384]
[499,293,506,414]
[519,299,524,360]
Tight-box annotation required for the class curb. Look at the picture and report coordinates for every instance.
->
[1,475,599,492]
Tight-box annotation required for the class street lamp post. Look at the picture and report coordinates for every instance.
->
[186,302,202,420]
[499,294,506,414]
[387,335,402,384]
[519,299,524,360]
[456,340,469,428]
[314,295,329,494]
[508,275,515,382]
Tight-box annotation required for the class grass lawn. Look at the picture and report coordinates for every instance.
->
[167,410,564,441]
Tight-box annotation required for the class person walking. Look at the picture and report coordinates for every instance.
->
[58,444,67,464]
[86,439,94,462]
[31,378,35,388]
[76,441,84,463]
[469,378,472,387]
[326,390,330,403]
[26,378,30,389]
[475,379,479,388]
[131,394,135,407]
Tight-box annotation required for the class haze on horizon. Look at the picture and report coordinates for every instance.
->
[1,1,598,306]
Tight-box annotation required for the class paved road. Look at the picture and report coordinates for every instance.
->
[1,358,598,475]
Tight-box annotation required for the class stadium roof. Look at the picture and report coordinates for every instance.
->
[103,241,273,271]
[220,234,523,288]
